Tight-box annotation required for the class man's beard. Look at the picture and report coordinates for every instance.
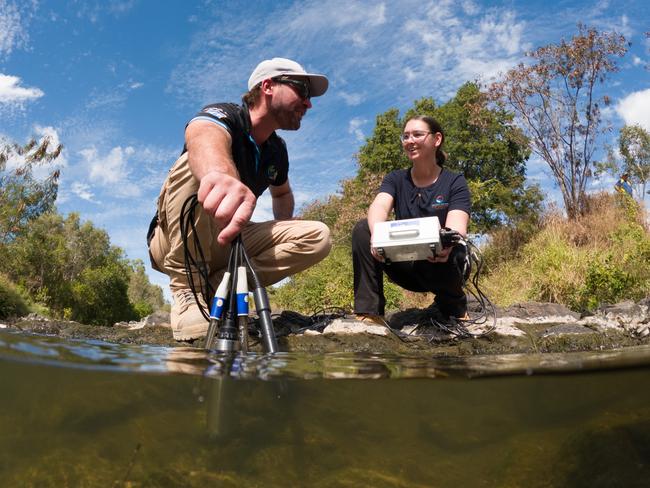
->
[269,104,302,131]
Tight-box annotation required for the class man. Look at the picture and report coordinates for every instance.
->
[615,173,633,197]
[148,58,332,340]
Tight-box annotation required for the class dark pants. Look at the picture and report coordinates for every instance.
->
[352,219,467,317]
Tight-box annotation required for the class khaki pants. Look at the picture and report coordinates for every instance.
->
[149,153,331,292]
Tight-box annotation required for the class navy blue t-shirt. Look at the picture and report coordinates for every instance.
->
[184,103,289,198]
[378,168,471,225]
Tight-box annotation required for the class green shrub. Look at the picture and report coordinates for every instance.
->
[271,246,353,313]
[481,192,650,311]
[525,231,587,305]
[270,244,404,314]
[133,301,154,319]
[70,265,138,326]
[573,221,650,310]
[576,255,635,310]
[0,274,29,319]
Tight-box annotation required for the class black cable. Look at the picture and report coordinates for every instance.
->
[405,237,497,341]
[180,194,212,321]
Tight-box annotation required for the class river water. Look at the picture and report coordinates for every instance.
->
[1,330,649,487]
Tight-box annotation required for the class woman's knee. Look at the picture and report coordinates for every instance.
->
[352,219,370,249]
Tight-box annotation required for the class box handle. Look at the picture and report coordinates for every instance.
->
[389,229,419,238]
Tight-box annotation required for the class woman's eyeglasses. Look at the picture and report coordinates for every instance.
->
[273,77,311,100]
[400,131,433,143]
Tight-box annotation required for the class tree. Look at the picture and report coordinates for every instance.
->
[414,83,542,230]
[71,264,138,326]
[489,25,628,219]
[617,125,650,199]
[0,136,61,243]
[598,124,650,200]
[128,259,166,316]
[3,212,163,324]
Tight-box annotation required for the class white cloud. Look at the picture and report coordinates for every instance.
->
[70,182,98,202]
[616,89,650,131]
[0,0,27,57]
[82,145,132,184]
[0,73,43,105]
[461,0,479,15]
[632,56,643,66]
[167,0,530,113]
[78,145,142,197]
[86,79,145,109]
[348,117,367,142]
[251,188,315,222]
[75,0,137,23]
[109,0,137,15]
[403,66,417,82]
[66,141,175,206]
[404,6,528,91]
[339,91,363,106]
[251,193,274,222]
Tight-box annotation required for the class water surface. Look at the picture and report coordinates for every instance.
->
[1,330,649,487]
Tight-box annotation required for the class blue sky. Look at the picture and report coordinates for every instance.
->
[1,0,649,300]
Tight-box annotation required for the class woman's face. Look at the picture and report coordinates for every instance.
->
[401,119,442,163]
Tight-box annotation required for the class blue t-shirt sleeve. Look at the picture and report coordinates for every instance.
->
[187,105,235,133]
[378,171,399,198]
[448,174,471,214]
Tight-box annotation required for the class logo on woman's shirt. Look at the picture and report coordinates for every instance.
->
[431,195,448,210]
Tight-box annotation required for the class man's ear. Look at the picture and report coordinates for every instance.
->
[260,79,274,96]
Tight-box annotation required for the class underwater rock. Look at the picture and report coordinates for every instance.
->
[542,324,595,337]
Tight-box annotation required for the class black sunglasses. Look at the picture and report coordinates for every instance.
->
[273,77,311,100]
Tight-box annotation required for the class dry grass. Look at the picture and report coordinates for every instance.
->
[481,192,650,310]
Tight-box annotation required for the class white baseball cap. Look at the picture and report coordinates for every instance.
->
[248,57,329,97]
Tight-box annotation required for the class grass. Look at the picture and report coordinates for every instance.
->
[481,192,650,311]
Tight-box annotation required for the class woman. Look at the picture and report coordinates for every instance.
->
[352,115,471,324]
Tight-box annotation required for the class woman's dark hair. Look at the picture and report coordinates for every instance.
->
[404,115,446,166]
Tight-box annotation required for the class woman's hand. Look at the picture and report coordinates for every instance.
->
[427,246,452,263]
[370,243,385,262]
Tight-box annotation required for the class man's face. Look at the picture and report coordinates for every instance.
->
[268,77,313,131]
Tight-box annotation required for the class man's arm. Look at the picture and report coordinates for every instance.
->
[269,180,295,220]
[185,120,257,245]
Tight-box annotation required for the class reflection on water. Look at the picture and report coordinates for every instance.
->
[1,330,650,487]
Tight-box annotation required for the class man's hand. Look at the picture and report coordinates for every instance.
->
[197,171,256,245]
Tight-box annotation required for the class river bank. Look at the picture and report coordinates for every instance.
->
[2,299,649,355]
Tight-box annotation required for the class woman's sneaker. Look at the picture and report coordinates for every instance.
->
[352,313,388,327]
[171,289,209,341]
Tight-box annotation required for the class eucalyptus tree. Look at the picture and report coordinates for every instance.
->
[489,25,628,219]
[0,135,61,243]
